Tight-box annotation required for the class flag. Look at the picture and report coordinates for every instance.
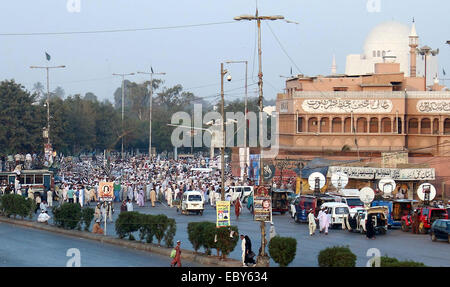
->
[290,67,293,75]
[151,67,154,74]
[444,69,446,76]
[45,52,51,61]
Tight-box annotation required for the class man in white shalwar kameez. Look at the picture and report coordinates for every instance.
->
[318,207,329,234]
[240,234,246,266]
[308,209,317,236]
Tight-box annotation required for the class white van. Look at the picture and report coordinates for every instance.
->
[321,202,350,229]
[226,186,254,203]
[180,191,204,215]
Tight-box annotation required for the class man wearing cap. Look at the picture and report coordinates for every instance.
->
[170,240,182,267]
[308,209,317,236]
[37,210,51,224]
[92,219,104,234]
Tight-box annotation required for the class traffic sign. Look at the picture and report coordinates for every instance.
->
[331,172,349,189]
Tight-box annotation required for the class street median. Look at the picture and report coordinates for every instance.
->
[0,216,241,267]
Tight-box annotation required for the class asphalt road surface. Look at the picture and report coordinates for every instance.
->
[0,223,200,267]
[22,200,450,267]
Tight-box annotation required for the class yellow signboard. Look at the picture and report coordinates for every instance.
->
[216,201,231,228]
[99,182,114,201]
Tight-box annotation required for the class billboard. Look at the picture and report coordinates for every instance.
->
[216,201,231,228]
[253,186,271,222]
[99,182,114,202]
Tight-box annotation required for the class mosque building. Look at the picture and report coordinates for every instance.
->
[232,20,450,201]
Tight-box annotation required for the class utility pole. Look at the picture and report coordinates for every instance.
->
[113,73,135,161]
[30,65,66,147]
[221,63,227,201]
[137,70,166,160]
[235,8,296,266]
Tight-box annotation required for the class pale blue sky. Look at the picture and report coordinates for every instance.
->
[0,0,449,104]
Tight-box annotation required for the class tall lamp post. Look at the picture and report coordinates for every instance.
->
[30,65,66,146]
[225,60,248,181]
[417,46,439,90]
[137,70,166,160]
[234,9,297,265]
[220,63,231,201]
[113,73,135,160]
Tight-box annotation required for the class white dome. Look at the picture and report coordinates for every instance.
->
[363,21,410,57]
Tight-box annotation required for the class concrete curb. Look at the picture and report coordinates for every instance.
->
[0,216,241,267]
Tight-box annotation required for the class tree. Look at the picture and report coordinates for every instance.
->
[32,82,45,101]
[84,92,98,102]
[52,86,65,99]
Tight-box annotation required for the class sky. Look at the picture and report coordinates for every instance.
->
[0,0,449,105]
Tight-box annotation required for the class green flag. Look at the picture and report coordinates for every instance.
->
[45,52,51,61]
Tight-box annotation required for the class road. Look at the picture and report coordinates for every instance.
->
[0,223,200,267]
[25,201,450,267]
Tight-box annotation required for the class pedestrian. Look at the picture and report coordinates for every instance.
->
[35,194,42,213]
[366,214,376,239]
[40,200,48,213]
[94,203,101,221]
[137,189,145,207]
[126,199,134,211]
[92,219,104,234]
[37,210,51,224]
[170,240,182,267]
[244,235,255,266]
[308,208,317,236]
[67,186,74,203]
[166,186,173,207]
[47,189,53,207]
[318,208,329,235]
[269,222,277,241]
[150,188,156,207]
[240,234,246,266]
[411,210,419,234]
[107,202,114,223]
[120,200,127,213]
[234,198,242,220]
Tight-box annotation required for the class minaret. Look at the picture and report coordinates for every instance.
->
[331,54,337,75]
[409,18,419,77]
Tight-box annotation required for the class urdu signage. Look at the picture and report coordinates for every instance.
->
[416,100,450,113]
[328,166,435,181]
[302,99,393,113]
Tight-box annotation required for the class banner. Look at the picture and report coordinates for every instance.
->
[253,186,271,222]
[99,182,114,202]
[216,201,230,228]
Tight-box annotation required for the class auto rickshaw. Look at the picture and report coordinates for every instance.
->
[345,206,388,235]
[271,189,291,215]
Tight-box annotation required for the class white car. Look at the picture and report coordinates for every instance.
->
[321,202,350,229]
[180,191,204,215]
[224,186,254,203]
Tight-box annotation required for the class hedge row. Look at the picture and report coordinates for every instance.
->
[52,203,94,231]
[268,236,297,267]
[0,194,36,219]
[187,221,239,258]
[318,246,357,267]
[115,211,176,248]
[374,256,427,267]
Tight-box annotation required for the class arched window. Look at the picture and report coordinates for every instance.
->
[444,118,450,135]
[381,118,391,133]
[369,117,379,133]
[308,117,318,133]
[297,117,305,133]
[332,118,342,133]
[320,118,330,133]
[421,118,431,134]
[356,118,367,133]
[344,117,352,133]
[408,118,418,134]
[433,118,439,134]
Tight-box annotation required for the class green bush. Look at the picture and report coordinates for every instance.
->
[373,256,427,267]
[81,207,95,231]
[139,214,156,243]
[187,221,218,255]
[187,222,203,252]
[115,211,141,239]
[52,203,82,230]
[0,194,35,219]
[318,246,357,267]
[164,218,177,248]
[154,214,169,245]
[268,236,297,267]
[215,225,239,258]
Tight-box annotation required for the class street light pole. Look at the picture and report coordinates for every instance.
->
[30,65,66,147]
[137,70,166,160]
[113,73,135,161]
[235,8,295,265]
[225,60,248,182]
[221,63,226,201]
[417,46,439,90]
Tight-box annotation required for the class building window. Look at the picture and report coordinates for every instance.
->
[373,51,376,57]
[297,117,303,133]
[333,87,348,91]
[377,51,381,57]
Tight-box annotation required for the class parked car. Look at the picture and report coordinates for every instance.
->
[226,186,254,203]
[401,207,448,234]
[372,199,417,228]
[320,202,350,229]
[179,191,204,215]
[291,195,317,223]
[271,189,291,215]
[430,219,450,243]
